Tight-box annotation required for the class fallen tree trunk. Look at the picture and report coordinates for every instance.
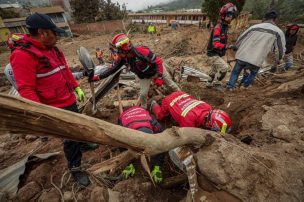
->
[0,94,216,156]
[1,94,303,202]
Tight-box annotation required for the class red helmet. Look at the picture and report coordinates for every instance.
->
[111,33,132,51]
[219,3,237,18]
[205,109,232,133]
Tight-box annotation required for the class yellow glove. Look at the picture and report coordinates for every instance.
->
[75,87,85,102]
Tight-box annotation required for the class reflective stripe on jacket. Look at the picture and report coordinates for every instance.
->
[118,106,154,131]
[156,91,212,127]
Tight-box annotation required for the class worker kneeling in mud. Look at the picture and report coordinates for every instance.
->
[88,33,180,109]
[151,91,232,132]
[118,106,164,183]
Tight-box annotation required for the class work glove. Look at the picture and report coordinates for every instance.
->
[75,87,85,102]
[122,164,135,179]
[151,165,163,184]
[225,44,237,51]
[154,77,163,87]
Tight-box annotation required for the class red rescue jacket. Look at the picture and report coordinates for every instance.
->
[100,45,163,80]
[154,91,212,127]
[10,34,79,108]
[118,106,161,133]
[207,21,229,57]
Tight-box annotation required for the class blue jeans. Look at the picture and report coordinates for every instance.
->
[227,60,260,89]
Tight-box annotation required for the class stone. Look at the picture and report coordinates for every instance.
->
[15,181,41,201]
[90,186,107,202]
[63,191,73,202]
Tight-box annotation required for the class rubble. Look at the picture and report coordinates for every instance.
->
[0,26,303,202]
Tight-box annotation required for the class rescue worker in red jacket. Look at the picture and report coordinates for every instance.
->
[89,33,180,109]
[118,106,164,183]
[206,3,238,90]
[151,91,232,132]
[9,13,96,187]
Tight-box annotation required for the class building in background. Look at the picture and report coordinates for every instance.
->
[3,17,27,34]
[30,6,72,37]
[0,17,10,46]
[128,12,207,25]
[50,0,72,20]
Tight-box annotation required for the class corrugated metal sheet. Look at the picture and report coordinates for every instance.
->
[0,152,60,199]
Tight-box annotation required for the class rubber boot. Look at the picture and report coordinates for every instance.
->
[70,167,90,188]
[80,143,99,153]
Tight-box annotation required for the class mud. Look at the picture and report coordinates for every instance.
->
[0,26,303,201]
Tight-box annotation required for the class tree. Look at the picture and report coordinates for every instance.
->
[202,0,246,25]
[95,0,126,21]
[70,0,100,23]
[243,0,304,22]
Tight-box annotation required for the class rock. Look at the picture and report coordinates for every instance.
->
[63,191,73,202]
[38,189,60,202]
[273,125,293,142]
[90,186,107,202]
[108,189,120,202]
[15,181,41,201]
[25,135,39,141]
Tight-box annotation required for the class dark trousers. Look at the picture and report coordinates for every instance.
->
[138,127,164,167]
[62,103,84,168]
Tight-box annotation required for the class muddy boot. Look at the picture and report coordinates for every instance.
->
[70,167,90,188]
[80,143,99,153]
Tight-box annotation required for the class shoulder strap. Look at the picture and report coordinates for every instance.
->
[132,45,156,64]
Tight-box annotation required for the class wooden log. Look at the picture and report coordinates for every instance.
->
[0,94,217,156]
[88,150,138,174]
[160,174,188,189]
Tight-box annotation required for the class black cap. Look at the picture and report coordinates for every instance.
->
[26,12,65,33]
[264,11,278,20]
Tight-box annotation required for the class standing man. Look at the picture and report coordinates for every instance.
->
[9,13,93,187]
[151,91,232,132]
[227,11,286,90]
[270,24,300,72]
[89,33,180,109]
[206,3,238,90]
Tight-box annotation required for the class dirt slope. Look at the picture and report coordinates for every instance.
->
[0,26,303,202]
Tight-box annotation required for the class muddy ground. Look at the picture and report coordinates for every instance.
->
[0,26,304,202]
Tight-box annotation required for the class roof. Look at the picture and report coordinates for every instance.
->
[3,17,26,23]
[3,17,26,28]
[128,12,207,17]
[0,3,21,9]
[30,6,64,14]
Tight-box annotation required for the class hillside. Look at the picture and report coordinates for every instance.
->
[147,0,203,11]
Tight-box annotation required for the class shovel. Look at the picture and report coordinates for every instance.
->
[78,47,97,114]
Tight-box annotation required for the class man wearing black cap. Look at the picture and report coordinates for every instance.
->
[9,13,93,187]
[227,11,286,90]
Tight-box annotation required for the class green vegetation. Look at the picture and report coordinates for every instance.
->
[202,0,246,24]
[145,0,202,12]
[244,0,304,22]
[70,0,126,23]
